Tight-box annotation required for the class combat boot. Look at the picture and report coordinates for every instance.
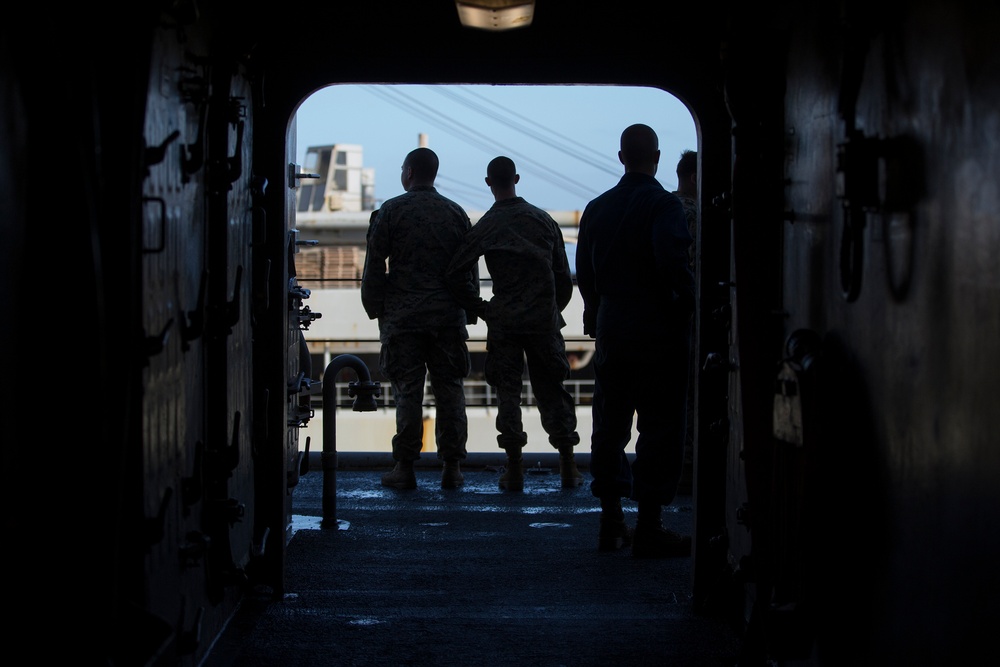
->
[598,515,634,551]
[441,459,464,489]
[598,496,632,551]
[381,460,417,489]
[558,448,584,488]
[498,450,524,491]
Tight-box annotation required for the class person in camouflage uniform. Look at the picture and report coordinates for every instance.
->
[445,156,582,492]
[361,147,479,490]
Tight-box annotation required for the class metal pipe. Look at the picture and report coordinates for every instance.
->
[320,354,380,528]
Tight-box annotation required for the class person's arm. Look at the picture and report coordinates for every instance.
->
[360,210,388,320]
[653,195,695,315]
[552,231,574,313]
[575,214,599,338]
[445,235,488,321]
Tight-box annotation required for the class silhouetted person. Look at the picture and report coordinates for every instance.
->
[361,146,479,490]
[446,156,582,491]
[673,149,698,495]
[674,149,698,263]
[576,124,695,557]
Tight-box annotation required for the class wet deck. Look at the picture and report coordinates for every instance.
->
[204,459,743,666]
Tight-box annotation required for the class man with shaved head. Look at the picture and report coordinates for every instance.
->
[446,156,582,491]
[576,124,696,558]
[362,146,479,490]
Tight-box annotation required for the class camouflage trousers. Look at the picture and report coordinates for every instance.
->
[484,330,580,452]
[379,328,470,462]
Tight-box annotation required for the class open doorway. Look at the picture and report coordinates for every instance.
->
[291,84,697,456]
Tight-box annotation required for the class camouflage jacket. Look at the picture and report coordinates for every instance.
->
[674,192,697,268]
[361,186,479,341]
[445,196,572,334]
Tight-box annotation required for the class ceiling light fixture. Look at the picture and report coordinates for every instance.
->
[455,1,535,31]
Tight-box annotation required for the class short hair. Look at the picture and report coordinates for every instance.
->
[620,123,659,166]
[676,150,697,179]
[487,156,516,187]
[405,147,439,180]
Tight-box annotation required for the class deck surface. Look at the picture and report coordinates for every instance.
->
[205,464,743,666]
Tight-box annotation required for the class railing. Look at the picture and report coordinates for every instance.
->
[312,378,596,410]
[295,274,597,411]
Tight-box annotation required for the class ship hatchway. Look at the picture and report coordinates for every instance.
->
[288,83,698,458]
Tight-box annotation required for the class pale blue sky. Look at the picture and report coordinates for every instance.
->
[294,84,697,213]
